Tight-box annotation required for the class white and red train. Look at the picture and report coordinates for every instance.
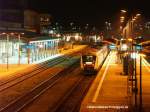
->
[80,45,108,74]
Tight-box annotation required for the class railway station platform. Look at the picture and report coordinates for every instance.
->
[80,51,129,112]
[0,45,87,79]
[136,55,150,112]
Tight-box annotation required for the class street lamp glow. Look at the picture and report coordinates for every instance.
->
[120,16,125,19]
[10,32,15,35]
[121,10,127,13]
[56,34,61,37]
[121,44,128,51]
[132,18,136,21]
[131,52,138,59]
[120,18,124,21]
[120,26,123,29]
[122,44,128,49]
[121,38,125,41]
[38,44,44,48]
[136,14,141,16]
[128,38,133,42]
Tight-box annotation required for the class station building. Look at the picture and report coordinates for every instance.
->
[0,4,56,65]
[28,36,60,64]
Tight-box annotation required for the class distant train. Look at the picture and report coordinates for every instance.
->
[80,45,108,74]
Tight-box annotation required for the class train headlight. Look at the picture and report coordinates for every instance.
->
[85,62,93,65]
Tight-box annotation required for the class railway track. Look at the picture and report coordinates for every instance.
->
[0,56,67,92]
[0,48,82,92]
[0,49,80,87]
[52,51,110,112]
[0,59,80,112]
[0,47,107,112]
[52,74,96,112]
[0,56,62,84]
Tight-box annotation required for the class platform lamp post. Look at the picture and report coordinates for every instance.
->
[2,33,9,70]
[131,16,138,111]
[6,34,9,70]
[132,13,141,111]
[119,9,128,73]
[120,9,127,38]
[138,47,144,112]
[18,33,24,65]
[139,53,142,112]
[125,15,136,110]
[133,13,142,110]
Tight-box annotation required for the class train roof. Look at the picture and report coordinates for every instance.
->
[82,47,101,56]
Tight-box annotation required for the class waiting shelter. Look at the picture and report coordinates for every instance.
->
[0,32,60,64]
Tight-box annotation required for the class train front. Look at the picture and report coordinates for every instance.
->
[81,55,96,74]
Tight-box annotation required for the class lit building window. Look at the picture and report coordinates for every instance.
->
[40,18,43,21]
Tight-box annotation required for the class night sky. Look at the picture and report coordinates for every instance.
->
[1,0,150,30]
[28,0,149,29]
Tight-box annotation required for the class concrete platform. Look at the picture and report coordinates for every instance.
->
[136,56,150,112]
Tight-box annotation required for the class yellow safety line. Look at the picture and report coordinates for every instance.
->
[92,52,114,102]
[142,58,150,72]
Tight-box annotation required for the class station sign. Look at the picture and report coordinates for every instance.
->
[109,44,116,50]
[133,44,142,51]
[27,45,36,49]
[22,44,35,49]
[135,45,142,51]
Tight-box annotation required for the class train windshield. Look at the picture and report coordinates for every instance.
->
[82,55,96,63]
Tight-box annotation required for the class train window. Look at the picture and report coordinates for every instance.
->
[82,55,96,62]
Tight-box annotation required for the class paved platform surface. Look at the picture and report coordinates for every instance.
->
[136,56,150,112]
[80,51,129,112]
[80,52,150,112]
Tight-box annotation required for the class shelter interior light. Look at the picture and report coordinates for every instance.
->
[121,44,128,51]
[131,52,138,59]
